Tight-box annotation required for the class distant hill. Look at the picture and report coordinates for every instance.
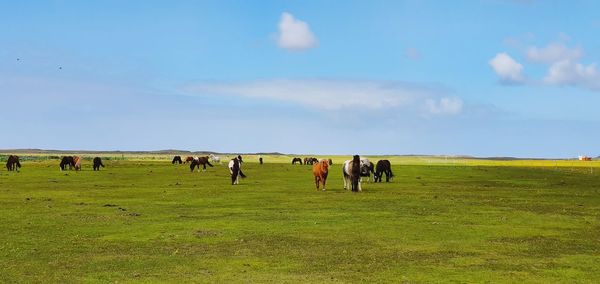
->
[0,149,284,156]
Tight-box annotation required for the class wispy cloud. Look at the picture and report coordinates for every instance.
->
[184,79,463,115]
[526,42,583,63]
[276,12,318,51]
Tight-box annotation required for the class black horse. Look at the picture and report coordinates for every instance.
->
[60,156,75,171]
[374,160,393,182]
[259,157,263,165]
[292,157,303,165]
[190,156,214,172]
[6,155,21,171]
[172,156,182,164]
[93,157,105,171]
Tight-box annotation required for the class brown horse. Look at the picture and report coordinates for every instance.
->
[184,156,194,164]
[190,156,214,172]
[60,156,75,171]
[73,156,82,171]
[6,155,21,171]
[312,159,329,191]
[292,157,303,165]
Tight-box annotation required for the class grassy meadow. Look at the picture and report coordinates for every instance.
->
[1,154,599,283]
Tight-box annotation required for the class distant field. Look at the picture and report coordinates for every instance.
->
[1,155,599,282]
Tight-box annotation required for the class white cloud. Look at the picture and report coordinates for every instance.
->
[184,79,463,115]
[276,12,318,51]
[425,97,463,115]
[489,53,525,84]
[544,60,600,91]
[526,43,583,63]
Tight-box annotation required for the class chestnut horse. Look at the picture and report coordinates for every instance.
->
[73,156,82,171]
[6,155,21,171]
[184,156,194,164]
[312,159,329,191]
[190,156,213,172]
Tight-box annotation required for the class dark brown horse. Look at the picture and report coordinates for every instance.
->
[6,155,21,171]
[292,157,303,165]
[374,160,393,182]
[229,157,246,185]
[172,156,183,164]
[190,156,214,172]
[60,156,75,171]
[184,156,194,164]
[93,157,105,171]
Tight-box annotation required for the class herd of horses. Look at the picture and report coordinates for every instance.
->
[4,154,393,190]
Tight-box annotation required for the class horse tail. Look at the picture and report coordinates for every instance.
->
[239,169,247,178]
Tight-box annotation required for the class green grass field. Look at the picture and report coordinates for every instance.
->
[1,156,599,283]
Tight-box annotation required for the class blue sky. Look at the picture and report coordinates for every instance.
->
[1,0,599,157]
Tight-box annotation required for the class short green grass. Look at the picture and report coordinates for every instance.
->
[1,157,599,283]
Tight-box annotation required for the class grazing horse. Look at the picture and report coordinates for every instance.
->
[60,156,75,171]
[343,155,362,192]
[228,157,246,185]
[172,156,183,164]
[6,155,21,171]
[312,159,329,191]
[328,159,333,166]
[374,160,393,183]
[184,156,194,164]
[304,157,318,165]
[292,157,303,165]
[73,156,82,171]
[359,158,375,182]
[189,156,214,172]
[209,154,221,164]
[93,157,105,171]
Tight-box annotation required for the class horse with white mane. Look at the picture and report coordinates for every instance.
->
[209,154,221,164]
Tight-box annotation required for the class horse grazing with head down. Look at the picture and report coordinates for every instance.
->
[292,157,303,165]
[172,156,182,164]
[60,156,75,171]
[184,156,194,164]
[228,157,246,185]
[73,156,82,171]
[343,155,362,192]
[374,160,393,182]
[93,157,105,171]
[189,156,214,172]
[312,159,329,191]
[6,155,21,171]
[359,158,375,182]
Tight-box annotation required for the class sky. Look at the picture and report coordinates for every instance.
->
[1,0,599,157]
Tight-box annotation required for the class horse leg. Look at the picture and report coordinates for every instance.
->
[322,176,326,191]
[315,176,319,191]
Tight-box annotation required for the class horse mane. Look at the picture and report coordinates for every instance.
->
[351,155,361,191]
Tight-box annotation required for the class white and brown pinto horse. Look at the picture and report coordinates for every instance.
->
[312,159,329,191]
[343,155,362,192]
[228,157,246,185]
[190,156,214,172]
